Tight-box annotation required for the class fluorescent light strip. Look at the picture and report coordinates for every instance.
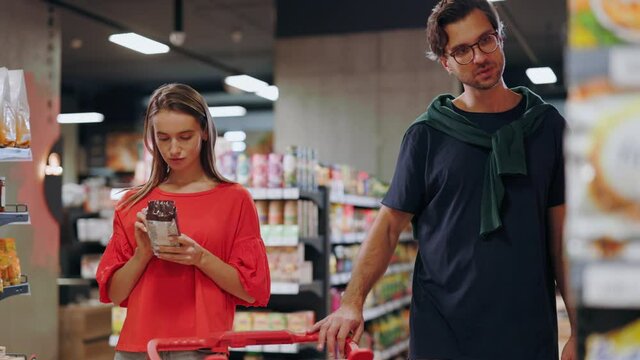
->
[209,106,247,117]
[256,85,279,101]
[526,67,557,85]
[224,75,269,93]
[57,112,104,124]
[108,33,170,55]
[224,131,247,142]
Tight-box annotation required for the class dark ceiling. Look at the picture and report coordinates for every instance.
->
[52,0,568,116]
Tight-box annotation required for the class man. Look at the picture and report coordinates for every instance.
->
[312,1,575,359]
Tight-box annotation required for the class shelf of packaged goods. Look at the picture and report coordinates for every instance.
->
[363,295,412,322]
[262,235,324,252]
[0,211,30,226]
[248,188,324,208]
[375,338,410,360]
[331,232,413,245]
[331,262,414,286]
[329,193,381,209]
[0,281,31,301]
[231,342,316,354]
[270,280,323,297]
[0,147,32,162]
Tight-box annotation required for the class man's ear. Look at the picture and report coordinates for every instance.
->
[440,56,452,74]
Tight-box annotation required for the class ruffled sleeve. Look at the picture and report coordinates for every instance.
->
[96,207,134,306]
[228,192,271,307]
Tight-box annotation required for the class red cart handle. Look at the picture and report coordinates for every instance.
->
[147,330,373,360]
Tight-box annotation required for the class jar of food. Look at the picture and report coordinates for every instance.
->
[0,177,5,212]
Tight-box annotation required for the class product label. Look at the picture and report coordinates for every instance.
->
[147,220,180,249]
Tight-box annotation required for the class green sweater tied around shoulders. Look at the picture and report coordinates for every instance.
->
[415,87,553,237]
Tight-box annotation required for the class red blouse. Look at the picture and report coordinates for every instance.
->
[96,183,270,352]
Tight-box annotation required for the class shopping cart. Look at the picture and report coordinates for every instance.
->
[147,330,373,360]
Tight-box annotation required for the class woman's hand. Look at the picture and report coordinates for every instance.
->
[156,234,208,267]
[134,210,154,262]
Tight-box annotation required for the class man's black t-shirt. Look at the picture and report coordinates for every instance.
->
[382,96,566,360]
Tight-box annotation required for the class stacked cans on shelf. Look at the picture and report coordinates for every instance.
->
[217,146,319,191]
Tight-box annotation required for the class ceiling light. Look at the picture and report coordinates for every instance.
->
[525,67,557,85]
[231,142,247,152]
[224,131,247,142]
[256,85,279,101]
[224,75,269,93]
[57,112,104,124]
[209,106,247,117]
[108,33,170,55]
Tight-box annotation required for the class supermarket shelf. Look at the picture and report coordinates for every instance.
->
[386,263,414,276]
[0,211,30,226]
[363,295,412,322]
[331,232,367,244]
[0,147,32,162]
[300,189,325,208]
[109,334,118,347]
[332,232,413,245]
[264,236,324,251]
[331,262,414,286]
[248,187,325,208]
[398,232,414,242]
[0,281,31,301]
[330,193,381,208]
[300,236,324,252]
[263,236,299,247]
[375,339,410,360]
[271,280,323,297]
[231,342,316,354]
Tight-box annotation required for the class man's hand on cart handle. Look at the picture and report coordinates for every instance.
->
[310,303,365,359]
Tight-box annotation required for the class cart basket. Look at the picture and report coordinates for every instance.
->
[147,330,373,360]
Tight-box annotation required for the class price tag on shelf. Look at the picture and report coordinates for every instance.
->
[280,344,299,353]
[583,264,640,308]
[283,188,300,199]
[271,282,300,294]
[250,188,267,200]
[263,345,280,353]
[245,345,262,352]
[266,188,283,199]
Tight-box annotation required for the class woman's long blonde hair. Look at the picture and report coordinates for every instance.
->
[120,83,230,209]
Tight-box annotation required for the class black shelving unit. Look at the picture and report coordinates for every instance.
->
[0,211,30,226]
[234,187,414,358]
[59,206,105,304]
[0,276,31,301]
[232,186,330,359]
[0,196,32,304]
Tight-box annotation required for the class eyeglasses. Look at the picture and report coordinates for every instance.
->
[448,32,500,65]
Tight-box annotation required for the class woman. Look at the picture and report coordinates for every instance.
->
[97,83,270,360]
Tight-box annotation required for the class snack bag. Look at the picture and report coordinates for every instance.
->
[0,68,16,148]
[146,200,180,254]
[8,70,30,148]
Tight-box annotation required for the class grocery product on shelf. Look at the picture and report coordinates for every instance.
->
[0,68,16,148]
[266,245,305,283]
[0,238,21,287]
[567,0,640,357]
[7,70,30,149]
[233,311,315,333]
[0,68,32,160]
[362,309,410,353]
[217,145,389,199]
